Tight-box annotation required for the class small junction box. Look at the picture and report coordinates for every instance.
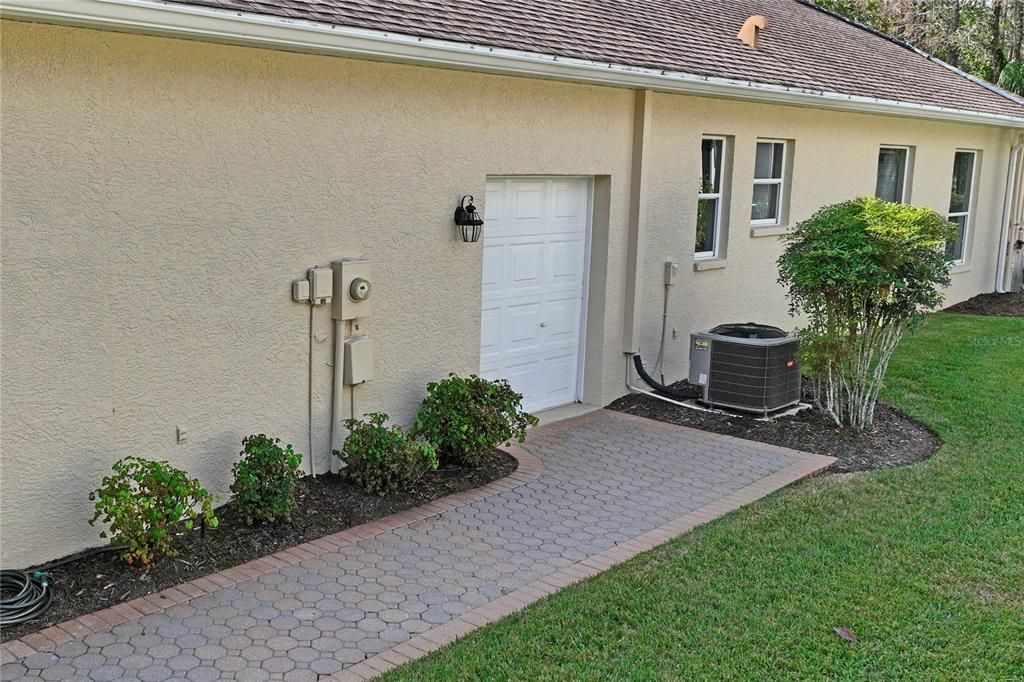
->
[343,336,374,384]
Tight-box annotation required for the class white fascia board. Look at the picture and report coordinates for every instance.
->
[4,0,1024,129]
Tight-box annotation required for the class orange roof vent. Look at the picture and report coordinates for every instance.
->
[737,15,767,48]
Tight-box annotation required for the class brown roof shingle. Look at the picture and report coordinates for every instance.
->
[174,0,1024,119]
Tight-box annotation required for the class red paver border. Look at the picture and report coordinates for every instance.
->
[0,447,544,664]
[327,415,837,680]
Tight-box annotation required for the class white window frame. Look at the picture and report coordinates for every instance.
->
[947,149,978,265]
[751,139,787,226]
[876,145,912,204]
[696,135,727,259]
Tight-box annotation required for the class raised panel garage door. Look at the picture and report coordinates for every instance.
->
[480,178,590,413]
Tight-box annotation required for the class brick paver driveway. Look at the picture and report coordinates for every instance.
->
[1,410,833,681]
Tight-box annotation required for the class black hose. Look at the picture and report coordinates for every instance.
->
[632,354,702,400]
[0,570,52,626]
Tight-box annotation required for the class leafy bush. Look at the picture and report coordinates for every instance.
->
[777,196,954,431]
[230,434,303,525]
[413,374,538,466]
[336,413,438,495]
[89,456,217,565]
[999,60,1024,96]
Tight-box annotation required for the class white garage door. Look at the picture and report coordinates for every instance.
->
[480,177,590,413]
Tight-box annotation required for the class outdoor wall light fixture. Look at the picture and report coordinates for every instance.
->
[454,195,484,242]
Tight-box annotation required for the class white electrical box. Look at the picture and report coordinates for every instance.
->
[331,259,373,320]
[665,260,679,286]
[343,336,374,384]
[292,279,310,303]
[309,267,334,305]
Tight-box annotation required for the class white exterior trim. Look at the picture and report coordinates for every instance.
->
[576,178,595,404]
[479,176,592,413]
[751,139,788,227]
[696,136,727,260]
[4,0,1024,129]
[947,149,979,266]
[876,145,913,203]
[996,143,1023,292]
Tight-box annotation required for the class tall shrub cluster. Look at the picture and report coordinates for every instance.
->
[337,374,537,493]
[91,435,304,565]
[338,413,438,495]
[230,434,303,525]
[777,197,954,431]
[413,375,538,467]
[89,456,218,565]
[90,375,538,565]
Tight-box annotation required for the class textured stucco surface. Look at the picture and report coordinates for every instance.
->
[0,19,1015,567]
[638,92,1014,383]
[0,20,635,568]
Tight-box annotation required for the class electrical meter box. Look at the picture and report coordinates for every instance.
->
[343,336,374,384]
[331,259,373,320]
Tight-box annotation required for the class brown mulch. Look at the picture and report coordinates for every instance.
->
[0,450,517,643]
[944,292,1024,317]
[607,382,940,476]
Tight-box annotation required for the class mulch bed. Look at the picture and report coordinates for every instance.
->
[1,450,517,643]
[944,292,1024,317]
[607,382,940,476]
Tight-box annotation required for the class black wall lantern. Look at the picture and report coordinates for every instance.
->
[454,195,484,243]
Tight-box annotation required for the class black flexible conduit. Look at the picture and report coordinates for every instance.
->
[0,570,52,626]
[632,354,701,401]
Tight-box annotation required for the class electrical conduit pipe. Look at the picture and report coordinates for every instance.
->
[625,353,710,414]
[996,142,1024,294]
[329,318,347,475]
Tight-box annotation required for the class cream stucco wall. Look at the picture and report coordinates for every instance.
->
[638,93,1013,383]
[0,20,1014,567]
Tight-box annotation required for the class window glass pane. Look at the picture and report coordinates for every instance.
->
[751,184,780,222]
[754,142,775,179]
[696,198,718,253]
[946,215,967,261]
[875,148,907,203]
[771,142,784,178]
[949,151,974,213]
[701,139,723,194]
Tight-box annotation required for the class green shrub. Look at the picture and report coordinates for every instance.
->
[230,434,303,525]
[999,60,1024,96]
[777,196,954,431]
[413,374,538,467]
[89,456,217,565]
[336,413,438,495]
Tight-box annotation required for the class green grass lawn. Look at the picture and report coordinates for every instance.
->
[384,313,1024,681]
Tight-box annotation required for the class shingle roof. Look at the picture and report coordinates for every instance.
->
[174,0,1024,120]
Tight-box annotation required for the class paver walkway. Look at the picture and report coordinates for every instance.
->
[0,410,833,681]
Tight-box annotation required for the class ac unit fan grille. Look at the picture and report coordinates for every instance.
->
[708,340,801,411]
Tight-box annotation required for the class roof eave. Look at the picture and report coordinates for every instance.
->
[5,0,1024,129]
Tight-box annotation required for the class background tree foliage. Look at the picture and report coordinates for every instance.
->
[814,0,1024,94]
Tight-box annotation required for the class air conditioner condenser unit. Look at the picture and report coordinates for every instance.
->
[688,323,801,415]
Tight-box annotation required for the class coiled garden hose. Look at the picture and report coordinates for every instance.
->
[0,570,53,626]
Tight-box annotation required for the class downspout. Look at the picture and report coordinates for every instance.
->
[622,89,653,356]
[996,140,1024,293]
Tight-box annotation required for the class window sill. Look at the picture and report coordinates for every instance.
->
[693,257,728,272]
[950,262,971,274]
[750,224,790,238]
